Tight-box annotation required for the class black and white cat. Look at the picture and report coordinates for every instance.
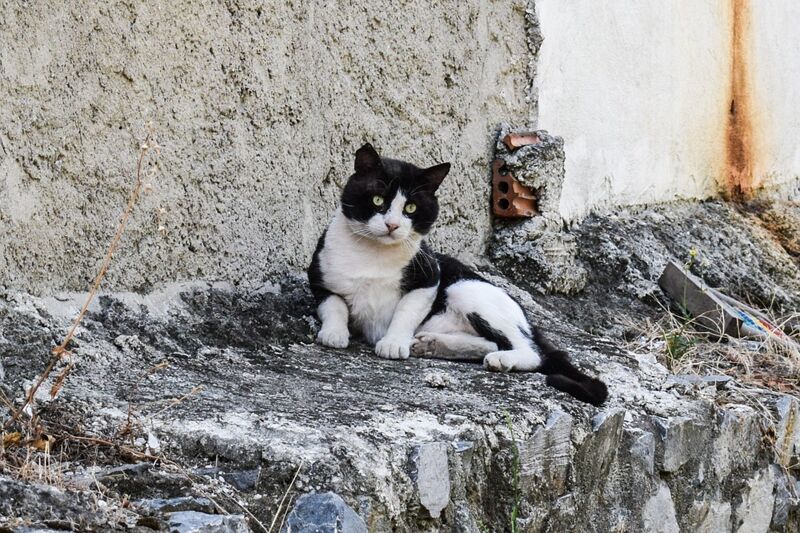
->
[308,143,607,406]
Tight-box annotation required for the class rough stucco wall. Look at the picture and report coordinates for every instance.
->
[0,0,532,293]
[534,0,732,221]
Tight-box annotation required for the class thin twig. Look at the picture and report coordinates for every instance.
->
[227,495,269,533]
[4,129,159,430]
[268,461,304,533]
[63,433,160,462]
[0,389,22,421]
[151,386,204,418]
[278,493,295,533]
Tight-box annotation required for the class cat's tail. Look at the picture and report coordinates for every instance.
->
[532,329,609,407]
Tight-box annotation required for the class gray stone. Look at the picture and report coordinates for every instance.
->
[734,468,775,533]
[629,429,656,476]
[520,410,573,495]
[283,492,367,533]
[712,404,761,480]
[771,465,798,527]
[575,408,625,486]
[687,499,732,533]
[491,218,588,295]
[167,511,249,533]
[642,482,680,533]
[0,475,111,529]
[774,396,800,467]
[411,442,451,519]
[136,496,216,514]
[452,500,481,533]
[653,416,709,473]
[222,469,261,492]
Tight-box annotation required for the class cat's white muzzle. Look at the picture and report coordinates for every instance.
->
[366,204,413,242]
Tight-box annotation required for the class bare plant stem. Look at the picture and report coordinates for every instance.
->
[268,461,304,533]
[150,386,204,417]
[4,129,159,430]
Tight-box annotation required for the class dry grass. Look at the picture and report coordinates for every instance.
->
[625,298,800,395]
[626,298,800,482]
[268,460,303,533]
[4,127,160,436]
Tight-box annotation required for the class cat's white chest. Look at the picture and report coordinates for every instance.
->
[319,214,415,343]
[345,275,402,343]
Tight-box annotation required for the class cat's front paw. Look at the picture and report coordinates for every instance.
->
[375,336,411,359]
[316,328,349,349]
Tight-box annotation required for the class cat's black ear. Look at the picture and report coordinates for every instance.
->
[354,143,382,173]
[421,162,451,192]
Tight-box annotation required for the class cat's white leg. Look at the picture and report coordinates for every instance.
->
[375,286,437,359]
[316,295,350,349]
[441,280,543,372]
[484,348,541,372]
[411,332,497,360]
[480,323,542,372]
[417,308,472,335]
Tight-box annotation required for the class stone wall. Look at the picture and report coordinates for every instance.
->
[2,200,800,531]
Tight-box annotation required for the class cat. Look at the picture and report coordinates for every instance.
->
[308,143,608,406]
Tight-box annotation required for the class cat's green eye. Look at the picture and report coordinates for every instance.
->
[372,195,384,207]
[404,203,417,214]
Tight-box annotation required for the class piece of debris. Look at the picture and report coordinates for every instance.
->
[492,159,538,218]
[658,261,800,349]
[494,125,566,216]
[422,370,456,389]
[503,132,541,151]
[411,443,451,519]
[167,510,250,533]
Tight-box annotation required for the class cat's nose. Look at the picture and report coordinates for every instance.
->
[385,222,399,234]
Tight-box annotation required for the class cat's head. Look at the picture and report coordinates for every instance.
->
[340,143,450,245]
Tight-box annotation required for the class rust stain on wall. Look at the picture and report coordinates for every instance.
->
[725,0,758,199]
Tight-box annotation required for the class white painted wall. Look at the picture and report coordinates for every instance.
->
[749,2,800,194]
[534,1,800,220]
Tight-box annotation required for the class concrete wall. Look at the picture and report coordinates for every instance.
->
[4,1,800,293]
[535,0,800,220]
[749,2,800,196]
[0,0,532,293]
